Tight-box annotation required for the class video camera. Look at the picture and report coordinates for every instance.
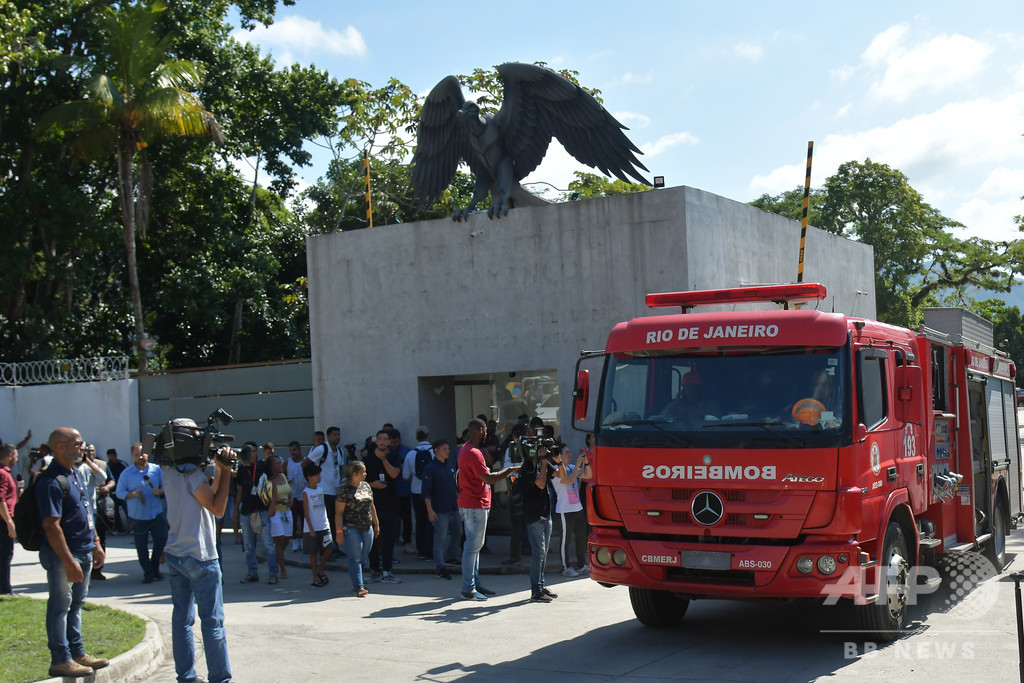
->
[509,428,560,466]
[143,408,238,469]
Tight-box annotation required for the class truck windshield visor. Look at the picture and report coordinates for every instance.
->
[597,346,850,449]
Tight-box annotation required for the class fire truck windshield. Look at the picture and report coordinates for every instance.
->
[597,346,851,449]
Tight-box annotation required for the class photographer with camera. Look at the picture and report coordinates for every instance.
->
[518,436,561,603]
[159,417,234,683]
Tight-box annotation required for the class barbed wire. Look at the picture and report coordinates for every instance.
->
[0,357,130,386]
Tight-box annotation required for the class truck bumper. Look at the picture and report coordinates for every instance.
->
[589,527,874,603]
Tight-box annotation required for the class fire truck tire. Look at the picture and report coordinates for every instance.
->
[629,587,689,627]
[855,521,908,642]
[985,503,1008,573]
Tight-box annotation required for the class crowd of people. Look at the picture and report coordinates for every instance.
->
[0,415,595,679]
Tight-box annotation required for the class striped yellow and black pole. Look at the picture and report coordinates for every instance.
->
[797,141,813,284]
[364,148,373,228]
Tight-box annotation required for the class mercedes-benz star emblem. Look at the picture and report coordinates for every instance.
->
[691,491,724,526]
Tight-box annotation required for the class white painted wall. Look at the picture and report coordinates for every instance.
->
[306,185,876,451]
[0,379,138,479]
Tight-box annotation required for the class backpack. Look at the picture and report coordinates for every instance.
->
[413,448,433,480]
[257,473,274,508]
[14,472,70,551]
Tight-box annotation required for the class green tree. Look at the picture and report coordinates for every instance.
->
[563,171,653,200]
[749,186,824,226]
[36,1,222,371]
[767,158,1024,328]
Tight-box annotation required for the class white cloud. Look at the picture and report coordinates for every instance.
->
[859,25,993,103]
[237,16,366,62]
[643,132,699,158]
[862,24,909,66]
[613,110,651,128]
[734,42,763,61]
[749,92,1024,241]
[607,72,654,87]
[831,64,857,82]
[836,103,852,118]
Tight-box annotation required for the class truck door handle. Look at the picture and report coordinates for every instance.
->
[917,463,925,479]
[888,467,897,483]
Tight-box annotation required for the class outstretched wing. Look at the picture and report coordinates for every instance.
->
[494,63,650,185]
[411,75,472,207]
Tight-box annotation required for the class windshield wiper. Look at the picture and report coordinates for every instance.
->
[702,421,805,447]
[603,418,692,447]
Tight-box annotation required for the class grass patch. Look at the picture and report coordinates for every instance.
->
[0,596,145,682]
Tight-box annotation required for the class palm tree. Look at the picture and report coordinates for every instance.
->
[37,1,222,371]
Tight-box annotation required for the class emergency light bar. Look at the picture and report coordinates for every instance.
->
[646,283,827,311]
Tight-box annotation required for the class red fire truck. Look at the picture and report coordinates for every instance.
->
[572,283,1022,640]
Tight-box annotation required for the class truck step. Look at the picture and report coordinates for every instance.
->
[919,538,941,548]
[944,542,975,553]
[975,533,992,545]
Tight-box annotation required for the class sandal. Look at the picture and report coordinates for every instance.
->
[356,587,368,597]
[311,577,326,587]
[319,574,329,585]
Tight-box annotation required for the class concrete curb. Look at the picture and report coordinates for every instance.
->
[39,608,164,683]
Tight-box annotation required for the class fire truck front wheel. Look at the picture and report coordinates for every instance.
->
[856,521,909,642]
[629,587,689,628]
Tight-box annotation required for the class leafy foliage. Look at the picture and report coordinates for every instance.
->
[752,159,1023,329]
[563,171,653,200]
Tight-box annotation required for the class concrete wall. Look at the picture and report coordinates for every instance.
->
[306,185,876,449]
[0,379,138,480]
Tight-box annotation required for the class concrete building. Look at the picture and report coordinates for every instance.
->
[306,185,875,450]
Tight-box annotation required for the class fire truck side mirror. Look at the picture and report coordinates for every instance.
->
[894,364,924,425]
[573,369,590,423]
[855,423,868,443]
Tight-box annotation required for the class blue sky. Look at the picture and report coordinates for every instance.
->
[232,1,1024,242]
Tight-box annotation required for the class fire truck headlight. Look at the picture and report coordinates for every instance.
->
[595,547,612,566]
[796,556,814,574]
[817,555,838,575]
[612,549,628,566]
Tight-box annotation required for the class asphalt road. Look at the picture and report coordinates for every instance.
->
[10,529,1024,682]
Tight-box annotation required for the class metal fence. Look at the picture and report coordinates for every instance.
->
[0,356,131,386]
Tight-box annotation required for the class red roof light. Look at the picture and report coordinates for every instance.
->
[646,283,827,311]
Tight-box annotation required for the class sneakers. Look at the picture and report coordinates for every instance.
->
[319,574,329,585]
[530,592,553,603]
[368,572,382,584]
[477,585,495,596]
[461,590,488,601]
[562,566,580,577]
[239,574,259,584]
[435,568,451,581]
[579,564,591,575]
[543,587,559,599]
[312,577,326,587]
[75,654,109,670]
[268,575,279,585]
[49,660,93,678]
[380,571,402,584]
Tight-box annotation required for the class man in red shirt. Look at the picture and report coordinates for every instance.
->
[458,419,518,600]
[0,443,18,595]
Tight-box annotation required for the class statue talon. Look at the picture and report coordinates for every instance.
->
[411,64,650,219]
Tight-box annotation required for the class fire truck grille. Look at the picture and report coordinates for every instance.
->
[647,488,780,504]
[669,512,770,528]
[666,567,756,586]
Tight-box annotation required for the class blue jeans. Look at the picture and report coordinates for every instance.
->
[239,510,276,578]
[342,525,374,590]
[165,553,231,683]
[459,507,489,594]
[432,510,462,571]
[129,513,169,579]
[527,517,553,594]
[39,544,93,665]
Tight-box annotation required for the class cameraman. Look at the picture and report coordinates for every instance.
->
[520,442,560,603]
[161,419,233,683]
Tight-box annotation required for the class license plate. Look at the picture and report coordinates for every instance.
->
[679,550,731,571]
